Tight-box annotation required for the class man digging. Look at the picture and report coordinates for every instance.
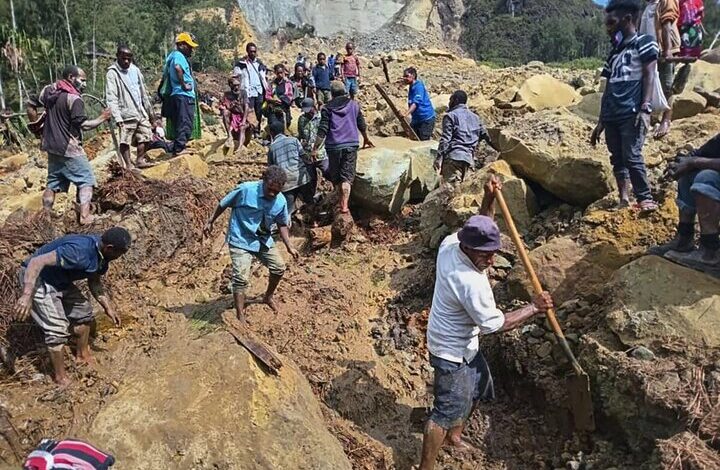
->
[204,166,300,323]
[13,227,131,387]
[419,175,553,470]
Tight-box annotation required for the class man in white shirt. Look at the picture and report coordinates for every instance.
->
[419,176,554,470]
[234,42,269,133]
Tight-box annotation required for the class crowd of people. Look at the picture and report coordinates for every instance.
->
[12,0,719,468]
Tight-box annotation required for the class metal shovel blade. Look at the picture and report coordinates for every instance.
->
[568,372,595,431]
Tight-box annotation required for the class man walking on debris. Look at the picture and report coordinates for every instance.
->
[219,76,249,154]
[298,97,329,191]
[651,133,720,269]
[13,227,131,386]
[267,119,313,213]
[420,176,554,470]
[155,32,199,156]
[236,43,269,134]
[31,65,112,225]
[106,45,155,169]
[590,0,660,212]
[403,67,436,141]
[203,166,300,323]
[436,90,499,182]
[313,81,374,215]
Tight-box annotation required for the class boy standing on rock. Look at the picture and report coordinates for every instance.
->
[203,166,299,323]
[591,0,659,212]
[419,176,553,470]
[340,42,361,100]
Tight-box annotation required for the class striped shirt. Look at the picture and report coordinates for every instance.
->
[600,34,659,123]
[267,134,310,191]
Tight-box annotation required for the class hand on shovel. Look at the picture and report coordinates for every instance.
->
[532,291,554,314]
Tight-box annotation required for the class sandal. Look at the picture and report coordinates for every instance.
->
[635,200,658,213]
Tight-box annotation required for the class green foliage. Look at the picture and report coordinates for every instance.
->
[462,0,608,65]
[181,14,240,72]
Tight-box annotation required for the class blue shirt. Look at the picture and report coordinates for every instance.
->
[165,50,195,98]
[312,65,333,90]
[600,34,658,123]
[23,234,108,289]
[408,79,435,125]
[220,181,290,252]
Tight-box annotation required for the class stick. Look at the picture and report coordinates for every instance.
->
[374,83,419,141]
[221,311,282,375]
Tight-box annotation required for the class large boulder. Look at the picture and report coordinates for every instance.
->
[0,152,29,172]
[672,90,707,119]
[142,154,209,180]
[506,237,625,303]
[569,92,602,122]
[491,109,614,206]
[86,321,352,469]
[420,160,537,247]
[701,48,720,65]
[683,60,720,95]
[352,137,439,214]
[515,74,580,112]
[606,256,720,353]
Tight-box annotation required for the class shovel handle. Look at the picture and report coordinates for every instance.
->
[494,188,585,375]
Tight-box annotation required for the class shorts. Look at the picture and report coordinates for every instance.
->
[229,245,286,293]
[428,352,495,430]
[327,147,358,185]
[19,270,94,346]
[344,77,359,97]
[677,169,720,214]
[441,159,470,183]
[284,181,316,212]
[411,116,436,141]
[118,118,153,146]
[47,153,97,193]
[316,89,332,105]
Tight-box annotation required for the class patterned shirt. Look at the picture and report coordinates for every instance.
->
[267,134,311,191]
[600,34,658,123]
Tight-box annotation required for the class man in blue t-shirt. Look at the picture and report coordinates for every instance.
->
[591,0,659,213]
[203,166,300,325]
[14,227,132,386]
[155,32,198,156]
[403,67,436,141]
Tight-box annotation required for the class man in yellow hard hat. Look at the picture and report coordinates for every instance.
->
[154,32,199,156]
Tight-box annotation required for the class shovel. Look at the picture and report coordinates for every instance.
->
[494,187,596,431]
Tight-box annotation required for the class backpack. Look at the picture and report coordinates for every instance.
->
[679,0,705,57]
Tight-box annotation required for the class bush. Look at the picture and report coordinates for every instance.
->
[181,14,239,72]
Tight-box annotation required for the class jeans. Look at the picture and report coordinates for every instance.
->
[170,94,194,154]
[46,153,96,192]
[411,116,436,141]
[604,117,652,202]
[344,77,358,98]
[248,95,264,129]
[677,169,720,215]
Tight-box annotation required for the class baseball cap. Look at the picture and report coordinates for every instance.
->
[457,215,502,252]
[176,32,199,48]
[301,98,315,112]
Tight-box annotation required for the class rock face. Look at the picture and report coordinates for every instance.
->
[352,137,439,214]
[606,256,720,353]
[672,90,707,119]
[569,92,601,122]
[515,74,580,112]
[142,154,209,180]
[683,60,720,95]
[506,237,624,303]
[492,110,614,206]
[87,321,351,470]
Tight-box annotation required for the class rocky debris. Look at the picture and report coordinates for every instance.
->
[672,90,707,119]
[606,256,720,354]
[683,60,720,97]
[420,160,537,247]
[629,346,656,361]
[491,109,614,206]
[514,74,580,112]
[0,152,29,172]
[142,154,210,180]
[352,137,439,214]
[87,319,351,469]
[505,236,624,304]
[569,92,601,122]
[653,432,720,469]
[420,48,457,60]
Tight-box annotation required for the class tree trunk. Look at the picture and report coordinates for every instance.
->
[10,0,23,111]
[92,20,97,90]
[61,0,77,65]
[0,69,6,110]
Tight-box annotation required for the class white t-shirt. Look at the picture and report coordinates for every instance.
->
[240,59,267,98]
[639,1,658,39]
[427,233,505,364]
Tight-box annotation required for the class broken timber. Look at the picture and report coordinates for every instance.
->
[221,311,283,375]
[374,83,419,141]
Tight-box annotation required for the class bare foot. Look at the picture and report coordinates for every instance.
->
[655,121,671,139]
[444,436,478,452]
[135,159,155,169]
[246,295,279,312]
[79,214,96,226]
[75,352,96,368]
[54,375,72,388]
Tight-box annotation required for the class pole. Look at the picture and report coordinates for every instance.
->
[374,83,419,140]
[10,0,22,111]
[61,0,77,65]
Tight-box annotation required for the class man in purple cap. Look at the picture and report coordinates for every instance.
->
[419,176,554,470]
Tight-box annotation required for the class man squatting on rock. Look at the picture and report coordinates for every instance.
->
[419,175,554,470]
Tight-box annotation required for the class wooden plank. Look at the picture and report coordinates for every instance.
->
[221,311,283,375]
[374,83,419,141]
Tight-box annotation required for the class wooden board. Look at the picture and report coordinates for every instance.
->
[221,311,283,375]
[374,83,419,141]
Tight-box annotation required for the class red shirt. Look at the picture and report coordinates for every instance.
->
[342,54,360,78]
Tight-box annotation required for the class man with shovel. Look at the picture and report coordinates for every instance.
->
[419,175,554,470]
